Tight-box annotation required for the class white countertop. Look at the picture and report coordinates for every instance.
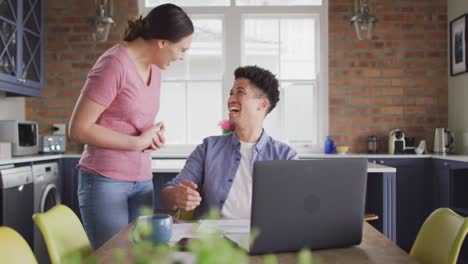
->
[0,154,82,165]
[150,159,396,173]
[367,162,396,173]
[2,153,468,172]
[298,153,433,159]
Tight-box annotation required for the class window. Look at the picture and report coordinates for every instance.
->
[158,17,224,144]
[145,0,230,7]
[243,16,318,144]
[141,0,328,153]
[236,0,322,6]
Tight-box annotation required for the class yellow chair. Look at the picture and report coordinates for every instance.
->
[410,208,468,264]
[0,226,38,264]
[32,205,93,264]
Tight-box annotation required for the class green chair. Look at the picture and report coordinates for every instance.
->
[0,226,38,264]
[410,207,468,264]
[32,204,93,264]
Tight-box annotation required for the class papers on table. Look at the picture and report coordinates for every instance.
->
[169,219,250,244]
[197,219,250,234]
[169,223,199,244]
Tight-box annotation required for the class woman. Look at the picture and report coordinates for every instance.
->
[68,4,193,249]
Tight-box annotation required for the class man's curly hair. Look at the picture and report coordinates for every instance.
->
[234,65,279,114]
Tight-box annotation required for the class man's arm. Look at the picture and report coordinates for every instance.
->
[287,146,299,160]
[161,142,207,211]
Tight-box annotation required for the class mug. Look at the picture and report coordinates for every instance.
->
[133,214,173,244]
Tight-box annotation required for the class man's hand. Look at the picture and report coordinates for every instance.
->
[173,181,202,211]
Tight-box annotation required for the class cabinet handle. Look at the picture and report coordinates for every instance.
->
[444,162,449,166]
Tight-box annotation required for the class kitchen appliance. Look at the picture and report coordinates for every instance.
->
[389,129,405,154]
[33,162,60,264]
[0,166,34,248]
[404,137,416,154]
[0,142,11,160]
[0,120,39,156]
[40,134,66,153]
[434,128,454,154]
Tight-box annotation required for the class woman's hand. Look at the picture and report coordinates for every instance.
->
[139,122,165,151]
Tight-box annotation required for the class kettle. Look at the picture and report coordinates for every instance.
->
[433,128,453,154]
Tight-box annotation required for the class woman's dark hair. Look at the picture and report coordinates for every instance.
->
[234,65,280,114]
[124,4,193,42]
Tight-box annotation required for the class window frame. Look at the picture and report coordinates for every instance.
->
[140,0,329,155]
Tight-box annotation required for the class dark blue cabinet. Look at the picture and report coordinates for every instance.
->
[0,0,44,96]
[368,158,432,252]
[152,172,177,210]
[432,159,468,211]
[60,158,81,219]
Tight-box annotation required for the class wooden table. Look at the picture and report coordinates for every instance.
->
[95,222,418,264]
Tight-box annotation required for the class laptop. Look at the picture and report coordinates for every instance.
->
[225,158,368,254]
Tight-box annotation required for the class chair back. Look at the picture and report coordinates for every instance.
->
[33,204,92,264]
[0,226,38,264]
[410,208,468,264]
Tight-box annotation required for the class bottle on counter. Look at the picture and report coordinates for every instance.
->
[324,136,336,154]
[368,135,377,154]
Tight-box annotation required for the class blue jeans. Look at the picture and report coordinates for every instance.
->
[77,169,153,249]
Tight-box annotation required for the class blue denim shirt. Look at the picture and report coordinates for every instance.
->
[164,130,298,219]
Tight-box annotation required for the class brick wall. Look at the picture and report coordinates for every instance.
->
[26,0,138,153]
[329,0,448,153]
[26,0,448,153]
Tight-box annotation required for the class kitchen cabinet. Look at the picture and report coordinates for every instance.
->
[368,158,432,252]
[365,171,396,242]
[0,0,44,96]
[431,159,468,211]
[431,159,468,264]
[152,172,177,211]
[60,158,81,220]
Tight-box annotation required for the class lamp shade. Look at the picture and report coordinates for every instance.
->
[350,0,377,40]
[89,3,114,42]
[92,16,114,42]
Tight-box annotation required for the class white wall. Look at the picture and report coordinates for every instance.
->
[448,0,468,154]
[0,92,25,120]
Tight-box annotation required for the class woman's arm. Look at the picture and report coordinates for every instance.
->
[68,95,163,151]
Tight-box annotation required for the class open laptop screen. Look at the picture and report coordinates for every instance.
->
[247,158,368,254]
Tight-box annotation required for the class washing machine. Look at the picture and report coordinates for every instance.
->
[32,162,61,264]
[0,165,34,248]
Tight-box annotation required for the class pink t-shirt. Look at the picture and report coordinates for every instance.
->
[78,44,161,181]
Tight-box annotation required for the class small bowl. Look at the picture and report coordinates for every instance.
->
[336,146,349,154]
[415,148,424,155]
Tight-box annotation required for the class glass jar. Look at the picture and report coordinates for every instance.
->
[368,135,377,153]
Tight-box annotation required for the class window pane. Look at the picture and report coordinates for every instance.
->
[243,18,279,75]
[283,82,316,144]
[189,18,223,80]
[280,18,316,80]
[187,82,222,144]
[163,60,187,81]
[236,0,322,6]
[157,82,186,144]
[145,0,230,7]
[263,98,283,141]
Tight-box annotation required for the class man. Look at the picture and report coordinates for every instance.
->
[161,65,297,219]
